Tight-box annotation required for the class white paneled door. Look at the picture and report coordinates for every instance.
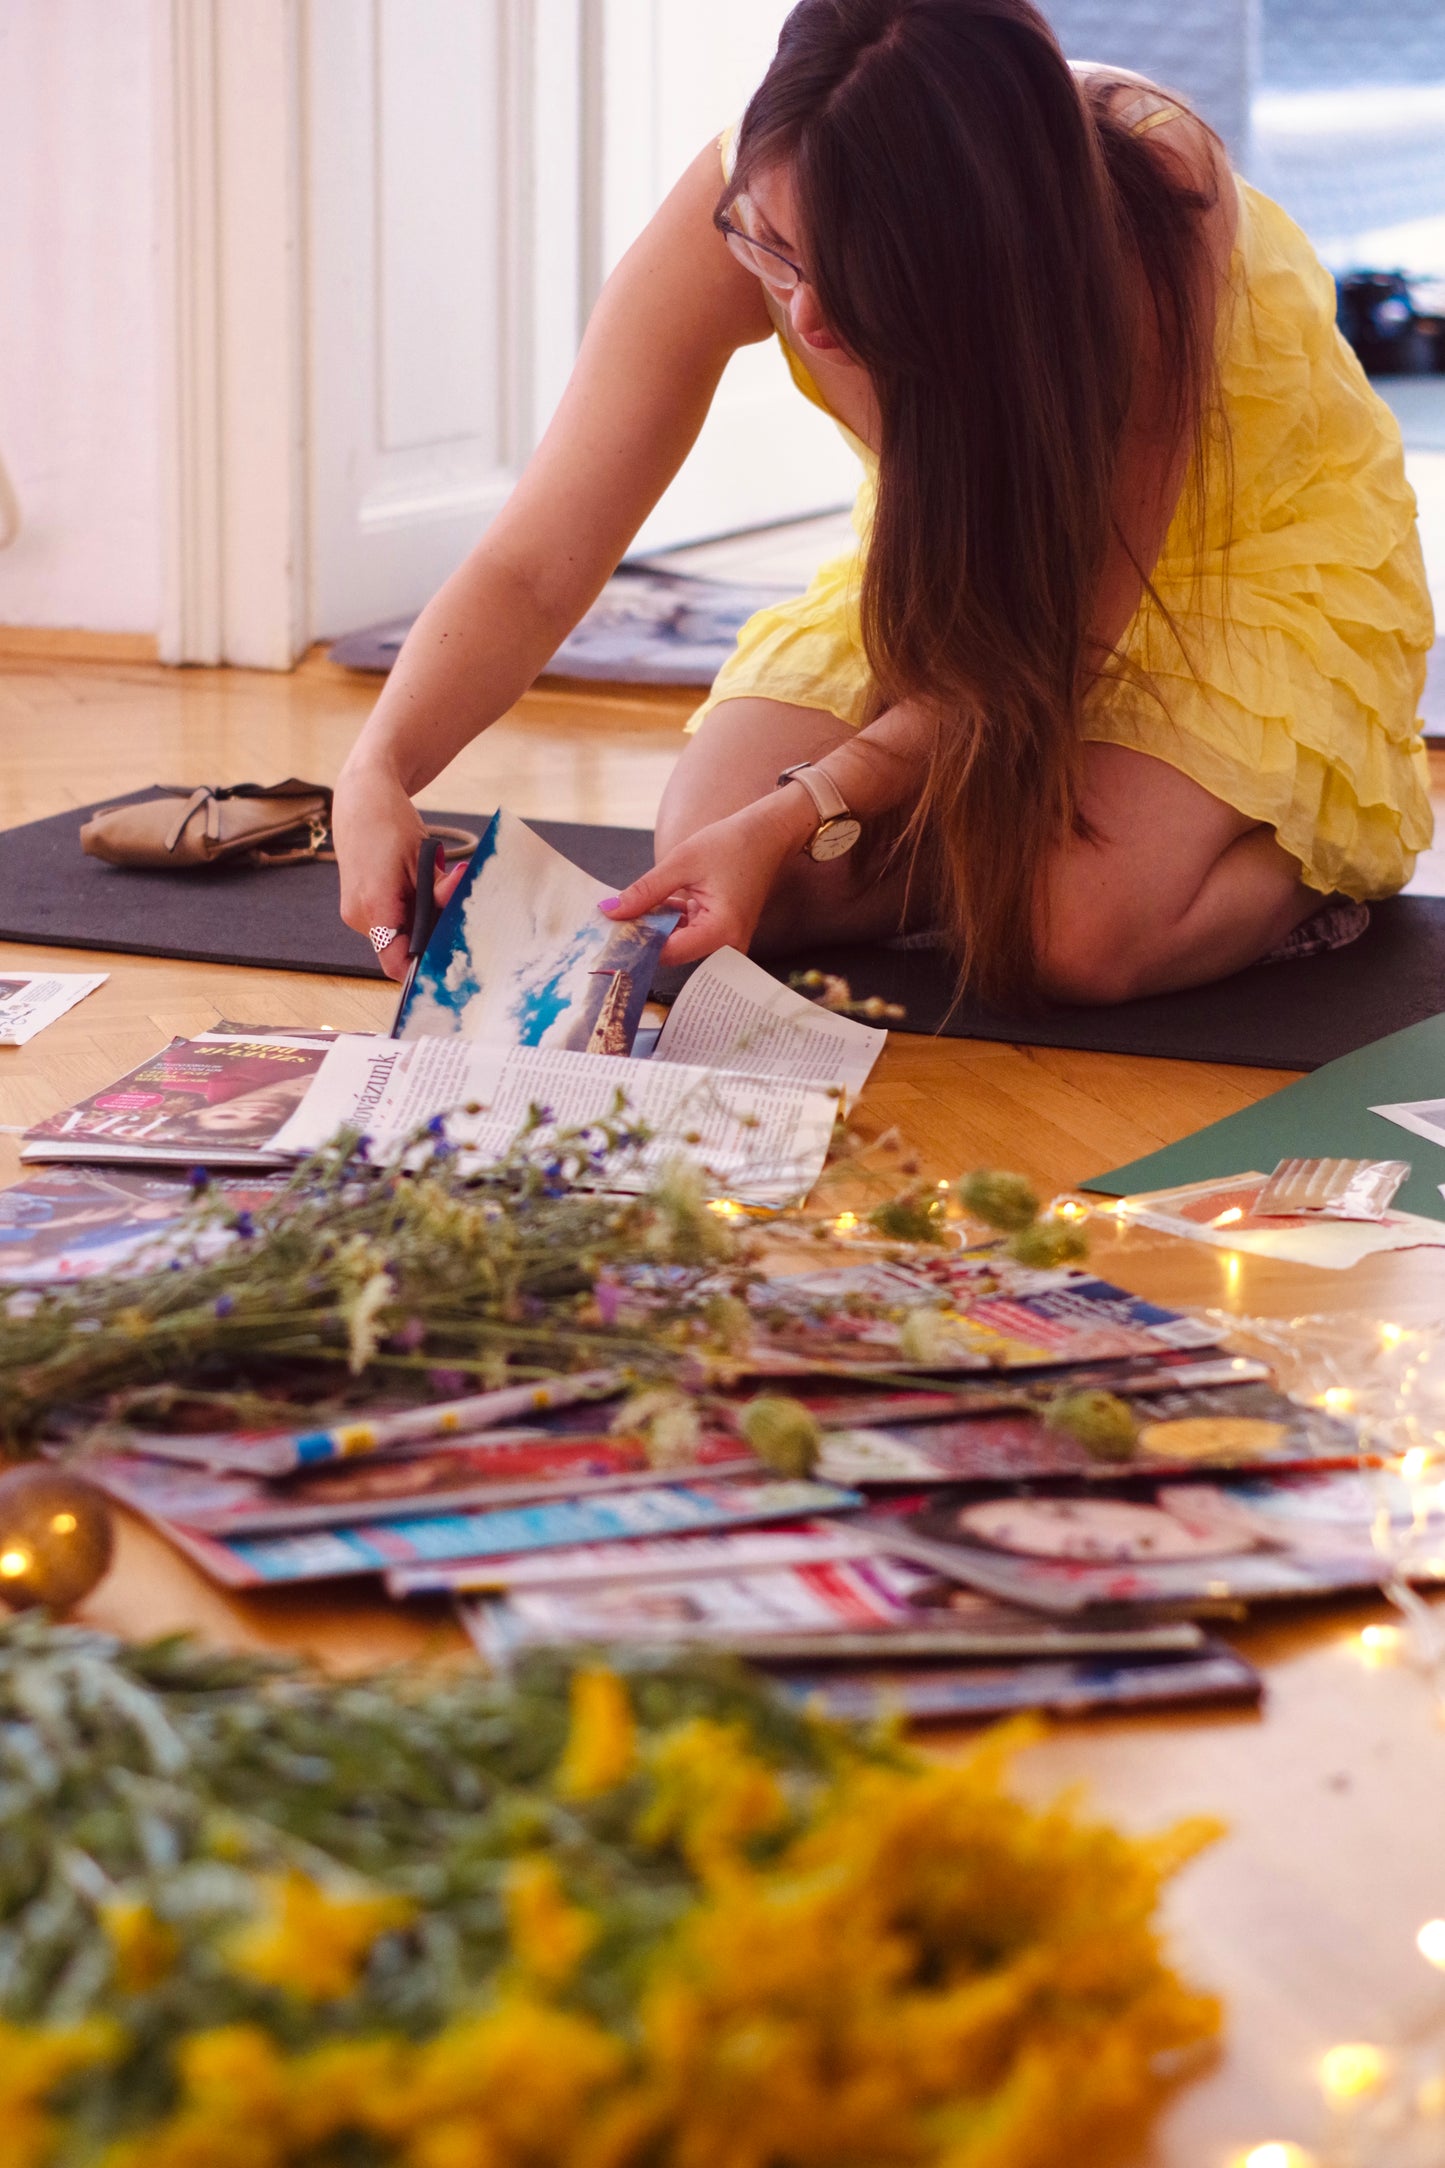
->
[161,0,858,658]
[592,0,859,553]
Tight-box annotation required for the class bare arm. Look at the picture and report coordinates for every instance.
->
[334,141,771,966]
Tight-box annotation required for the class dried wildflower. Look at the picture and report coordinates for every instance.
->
[869,1188,947,1243]
[899,1305,960,1367]
[1008,1218,1090,1268]
[611,1387,703,1470]
[739,1394,821,1478]
[343,1269,394,1375]
[1044,1388,1139,1461]
[645,1158,733,1265]
[957,1169,1041,1232]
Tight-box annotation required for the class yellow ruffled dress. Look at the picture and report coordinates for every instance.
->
[689,175,1436,899]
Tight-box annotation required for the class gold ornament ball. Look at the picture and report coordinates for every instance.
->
[0,1466,114,1612]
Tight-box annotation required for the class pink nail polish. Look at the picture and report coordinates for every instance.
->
[599,896,620,912]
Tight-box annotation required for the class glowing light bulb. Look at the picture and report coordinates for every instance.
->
[1238,2145,1317,2168]
[1321,1388,1354,1413]
[1319,2042,1387,2102]
[0,1547,29,1579]
[1224,1252,1242,1296]
[1213,1205,1245,1227]
[706,1199,742,1220]
[832,1211,859,1233]
[50,1511,77,1536]
[1359,1623,1400,1663]
[1417,1919,1445,1969]
[1381,1322,1405,1348]
[1401,1449,1431,1484]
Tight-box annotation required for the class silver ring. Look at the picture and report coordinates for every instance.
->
[369,925,403,955]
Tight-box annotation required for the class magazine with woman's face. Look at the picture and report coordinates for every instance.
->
[867,1471,1445,1613]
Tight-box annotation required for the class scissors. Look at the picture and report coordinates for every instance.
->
[389,836,447,1037]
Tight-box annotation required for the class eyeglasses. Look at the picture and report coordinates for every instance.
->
[715,209,806,296]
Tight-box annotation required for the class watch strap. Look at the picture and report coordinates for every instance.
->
[777,762,851,826]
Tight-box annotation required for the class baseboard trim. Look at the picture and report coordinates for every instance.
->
[0,627,162,664]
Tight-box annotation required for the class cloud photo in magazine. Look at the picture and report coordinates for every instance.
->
[395,809,676,1053]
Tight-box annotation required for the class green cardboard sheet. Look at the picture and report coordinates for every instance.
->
[1082,1012,1445,1224]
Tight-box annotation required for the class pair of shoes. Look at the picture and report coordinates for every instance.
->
[1260,898,1371,965]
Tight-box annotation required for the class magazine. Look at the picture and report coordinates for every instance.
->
[85,1430,754,1538]
[724,1252,1223,1375]
[383,1519,896,1598]
[867,1469,1445,1615]
[0,1167,285,1283]
[151,1477,862,1588]
[0,971,107,1045]
[458,1560,1210,1663]
[21,1030,338,1168]
[815,1377,1361,1486]
[771,1646,1263,1722]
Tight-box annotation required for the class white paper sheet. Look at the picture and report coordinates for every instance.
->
[0,972,107,1045]
[654,946,884,1100]
[1370,1097,1445,1150]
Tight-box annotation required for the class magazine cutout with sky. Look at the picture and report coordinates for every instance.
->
[274,810,887,1207]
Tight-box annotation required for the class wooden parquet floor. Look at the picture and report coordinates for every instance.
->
[3,641,1445,2166]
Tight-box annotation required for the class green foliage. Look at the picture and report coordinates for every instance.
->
[956,1170,1041,1233]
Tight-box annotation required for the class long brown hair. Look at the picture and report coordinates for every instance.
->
[723,0,1221,1001]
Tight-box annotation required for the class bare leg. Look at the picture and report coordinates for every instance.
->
[657,696,935,952]
[1037,742,1321,1004]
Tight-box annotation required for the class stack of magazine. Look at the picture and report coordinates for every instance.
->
[7,811,1411,1723]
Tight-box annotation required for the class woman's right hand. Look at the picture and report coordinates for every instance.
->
[333,759,428,981]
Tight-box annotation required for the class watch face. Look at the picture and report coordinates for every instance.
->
[807,816,862,862]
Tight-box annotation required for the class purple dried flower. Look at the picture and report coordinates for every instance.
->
[214,1294,235,1317]
[594,1275,621,1327]
[186,1167,209,1192]
[427,1368,468,1396]
[233,1212,255,1239]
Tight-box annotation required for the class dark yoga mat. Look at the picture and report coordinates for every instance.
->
[2,791,1443,1071]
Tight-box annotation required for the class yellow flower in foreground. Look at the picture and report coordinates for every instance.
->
[224,1870,415,2003]
[554,1667,637,1799]
[505,1856,598,1986]
[101,1897,180,1993]
[371,1997,628,2167]
[0,2017,119,2168]
[635,1717,786,1876]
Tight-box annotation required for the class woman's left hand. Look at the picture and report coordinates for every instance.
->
[600,792,813,965]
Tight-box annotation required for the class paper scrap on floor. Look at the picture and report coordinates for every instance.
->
[0,971,106,1045]
[1108,1171,1445,1268]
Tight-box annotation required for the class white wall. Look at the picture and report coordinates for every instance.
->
[0,0,161,634]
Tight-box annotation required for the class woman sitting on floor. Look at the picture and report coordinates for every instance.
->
[334,0,1434,1009]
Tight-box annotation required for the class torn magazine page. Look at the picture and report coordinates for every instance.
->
[268,1033,506,1160]
[0,971,107,1045]
[394,809,676,1054]
[654,947,884,1101]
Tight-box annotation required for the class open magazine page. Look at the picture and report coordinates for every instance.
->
[395,809,676,1053]
[654,947,883,1097]
[0,972,107,1046]
[269,1034,506,1159]
[272,1036,836,1206]
[455,1045,841,1207]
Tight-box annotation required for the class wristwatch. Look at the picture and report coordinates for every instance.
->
[776,762,863,862]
